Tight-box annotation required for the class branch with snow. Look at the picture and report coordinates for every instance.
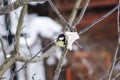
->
[0,4,28,78]
[14,4,28,54]
[0,53,16,79]
[65,32,79,50]
[0,0,47,15]
[53,0,83,80]
[0,0,119,79]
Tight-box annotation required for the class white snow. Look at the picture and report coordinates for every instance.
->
[0,2,64,79]
[29,1,46,6]
[65,31,80,50]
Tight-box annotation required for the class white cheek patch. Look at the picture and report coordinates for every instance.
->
[65,32,79,50]
[59,37,64,40]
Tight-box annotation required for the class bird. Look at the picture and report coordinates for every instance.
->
[56,33,67,47]
[40,33,67,58]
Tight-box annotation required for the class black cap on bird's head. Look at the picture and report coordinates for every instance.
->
[56,33,67,47]
[57,33,65,41]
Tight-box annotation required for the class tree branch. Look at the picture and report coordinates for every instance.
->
[112,72,120,80]
[24,36,32,56]
[14,4,28,54]
[0,37,7,59]
[68,0,82,25]
[79,4,120,35]
[0,54,16,79]
[53,48,68,80]
[0,4,28,78]
[0,0,47,15]
[108,1,120,80]
[16,43,57,63]
[68,0,83,48]
[73,0,90,28]
[48,0,72,30]
[53,0,83,80]
[14,41,55,75]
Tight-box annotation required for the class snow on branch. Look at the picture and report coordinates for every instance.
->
[0,0,47,15]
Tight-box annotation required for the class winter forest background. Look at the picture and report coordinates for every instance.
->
[0,0,120,80]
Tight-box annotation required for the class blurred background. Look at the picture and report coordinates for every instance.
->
[0,0,119,80]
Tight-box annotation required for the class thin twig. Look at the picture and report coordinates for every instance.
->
[68,0,82,25]
[79,4,120,35]
[0,0,47,15]
[9,64,17,80]
[75,40,82,48]
[53,48,68,80]
[14,4,28,54]
[53,0,81,80]
[53,0,83,79]
[14,41,55,74]
[108,45,119,80]
[112,72,120,80]
[9,41,55,78]
[0,54,16,78]
[0,37,7,59]
[118,0,120,45]
[67,0,83,49]
[0,4,28,78]
[53,0,83,80]
[10,4,28,80]
[24,36,32,56]
[48,0,71,30]
[73,0,90,28]
[108,2,120,80]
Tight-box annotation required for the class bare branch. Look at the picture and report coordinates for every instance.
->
[67,0,83,49]
[23,36,32,56]
[53,0,84,79]
[67,0,84,49]
[108,2,120,80]
[48,0,71,30]
[0,54,16,78]
[0,37,7,59]
[68,0,82,25]
[112,73,120,80]
[0,4,28,78]
[53,48,68,80]
[79,4,120,35]
[118,0,120,45]
[14,41,55,75]
[16,43,56,63]
[14,4,28,54]
[73,0,90,28]
[0,0,47,15]
[108,44,119,80]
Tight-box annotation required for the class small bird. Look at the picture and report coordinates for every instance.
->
[56,33,67,47]
[40,33,67,58]
[40,32,79,59]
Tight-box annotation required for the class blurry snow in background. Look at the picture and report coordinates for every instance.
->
[0,3,63,80]
[29,1,46,6]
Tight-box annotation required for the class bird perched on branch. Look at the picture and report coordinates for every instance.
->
[56,33,67,47]
[56,32,79,50]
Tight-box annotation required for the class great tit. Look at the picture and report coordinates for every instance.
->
[41,33,67,58]
[41,32,79,59]
[56,33,67,47]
